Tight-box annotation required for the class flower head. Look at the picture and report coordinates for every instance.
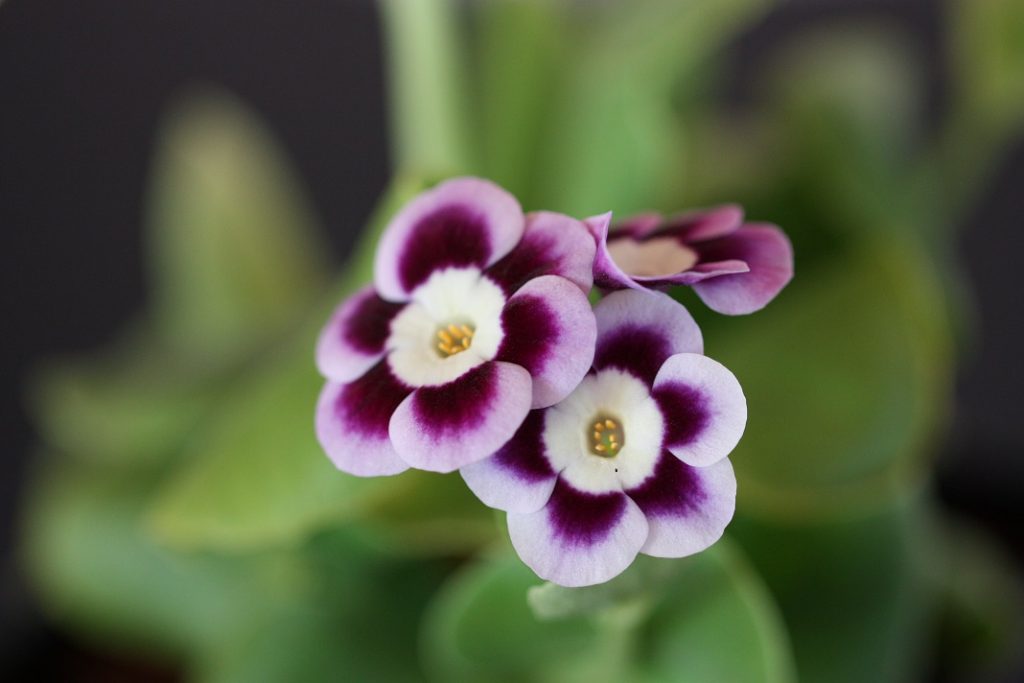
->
[315,177,597,475]
[589,205,793,315]
[461,290,746,587]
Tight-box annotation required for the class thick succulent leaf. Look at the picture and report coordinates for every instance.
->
[19,460,301,658]
[198,530,447,683]
[147,89,328,363]
[421,551,611,683]
[729,494,934,683]
[29,329,223,467]
[709,239,951,518]
[530,542,796,683]
[359,470,499,557]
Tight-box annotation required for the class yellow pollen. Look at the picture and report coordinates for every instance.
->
[436,322,476,357]
[589,415,624,457]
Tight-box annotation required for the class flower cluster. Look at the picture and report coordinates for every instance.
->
[315,177,792,586]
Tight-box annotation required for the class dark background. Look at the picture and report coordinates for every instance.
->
[1,0,1021,679]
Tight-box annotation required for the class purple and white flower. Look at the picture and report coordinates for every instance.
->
[589,205,793,315]
[461,289,745,587]
[315,177,597,476]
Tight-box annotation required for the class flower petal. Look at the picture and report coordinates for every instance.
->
[593,289,703,386]
[316,286,405,382]
[485,211,596,294]
[496,275,596,409]
[588,212,646,291]
[389,361,532,473]
[315,362,413,477]
[508,479,648,587]
[653,353,746,467]
[692,224,794,315]
[626,451,736,558]
[374,177,524,301]
[656,204,744,243]
[460,410,557,513]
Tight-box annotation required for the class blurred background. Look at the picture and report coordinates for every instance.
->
[2,0,1023,681]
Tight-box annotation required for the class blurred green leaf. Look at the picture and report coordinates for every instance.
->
[951,0,1024,137]
[530,542,796,683]
[730,493,935,683]
[532,0,772,216]
[20,460,304,659]
[421,551,608,683]
[145,338,392,552]
[29,329,223,467]
[147,89,329,363]
[360,470,499,557]
[709,239,951,518]
[198,529,446,683]
[145,176,430,552]
[929,520,1024,680]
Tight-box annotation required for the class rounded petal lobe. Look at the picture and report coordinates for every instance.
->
[653,353,746,467]
[485,211,596,294]
[692,224,794,315]
[374,177,524,301]
[316,286,405,382]
[508,480,648,587]
[594,289,703,385]
[315,362,413,477]
[460,410,557,514]
[496,275,596,409]
[626,452,736,558]
[390,361,532,473]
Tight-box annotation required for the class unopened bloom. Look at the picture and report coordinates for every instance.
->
[315,177,597,475]
[589,205,793,315]
[462,290,745,587]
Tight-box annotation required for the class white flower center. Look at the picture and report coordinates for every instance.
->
[387,267,505,387]
[607,236,698,277]
[544,369,664,493]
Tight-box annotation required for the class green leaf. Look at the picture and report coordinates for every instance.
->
[729,494,935,683]
[531,0,772,216]
[421,551,608,683]
[950,0,1024,136]
[529,542,796,683]
[929,520,1024,680]
[147,89,329,363]
[29,330,223,467]
[198,529,448,683]
[709,239,952,518]
[20,460,303,659]
[145,176,430,552]
[359,470,500,557]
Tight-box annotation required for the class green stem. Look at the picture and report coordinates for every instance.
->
[378,0,473,176]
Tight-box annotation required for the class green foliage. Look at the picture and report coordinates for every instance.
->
[709,239,950,518]
[147,90,329,364]
[424,542,794,683]
[730,494,935,683]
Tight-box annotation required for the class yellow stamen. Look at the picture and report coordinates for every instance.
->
[436,323,476,357]
[589,415,625,457]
